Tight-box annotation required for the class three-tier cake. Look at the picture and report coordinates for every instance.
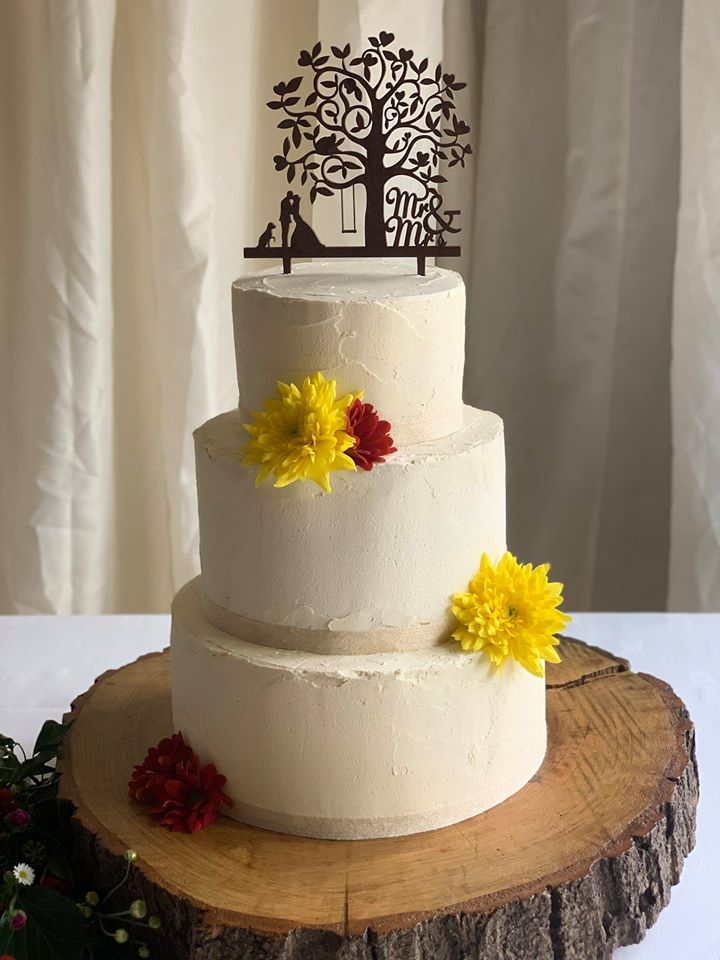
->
[170,259,547,840]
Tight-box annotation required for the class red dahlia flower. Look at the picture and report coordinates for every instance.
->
[128,732,195,804]
[149,758,231,834]
[346,399,397,471]
[0,789,17,816]
[40,874,73,897]
[128,732,231,833]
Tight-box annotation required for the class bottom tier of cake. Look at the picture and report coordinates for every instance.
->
[170,578,547,840]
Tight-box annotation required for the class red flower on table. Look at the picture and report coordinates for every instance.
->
[149,758,231,834]
[128,732,231,833]
[0,789,17,817]
[346,398,397,471]
[40,874,73,897]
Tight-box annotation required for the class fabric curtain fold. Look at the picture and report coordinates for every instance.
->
[0,0,711,614]
[669,0,720,610]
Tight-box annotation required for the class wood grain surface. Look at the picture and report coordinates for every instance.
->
[57,638,697,960]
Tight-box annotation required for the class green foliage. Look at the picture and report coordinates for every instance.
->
[0,722,155,960]
[5,887,85,960]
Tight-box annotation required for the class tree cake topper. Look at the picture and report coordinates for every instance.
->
[244,32,471,276]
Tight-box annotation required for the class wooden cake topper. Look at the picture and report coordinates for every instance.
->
[244,33,471,275]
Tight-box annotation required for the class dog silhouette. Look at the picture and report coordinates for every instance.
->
[257,222,276,248]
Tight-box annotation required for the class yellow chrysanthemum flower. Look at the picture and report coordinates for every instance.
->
[243,372,361,493]
[450,552,570,677]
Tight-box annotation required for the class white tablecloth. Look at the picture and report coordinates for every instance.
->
[0,612,716,959]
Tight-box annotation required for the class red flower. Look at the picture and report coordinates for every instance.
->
[128,732,231,833]
[149,758,231,834]
[128,732,195,805]
[346,399,397,471]
[0,789,17,816]
[41,874,73,897]
[7,809,29,828]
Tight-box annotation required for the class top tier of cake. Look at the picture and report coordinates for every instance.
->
[233,260,465,444]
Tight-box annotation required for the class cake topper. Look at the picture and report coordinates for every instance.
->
[244,33,471,275]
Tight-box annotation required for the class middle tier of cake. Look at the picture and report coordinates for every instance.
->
[195,404,505,654]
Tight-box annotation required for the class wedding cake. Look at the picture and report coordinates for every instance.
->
[170,259,553,840]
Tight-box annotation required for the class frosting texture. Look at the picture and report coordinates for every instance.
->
[194,405,506,650]
[233,260,465,444]
[171,578,547,840]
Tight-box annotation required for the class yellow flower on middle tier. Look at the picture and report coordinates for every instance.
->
[450,551,570,677]
[243,372,361,493]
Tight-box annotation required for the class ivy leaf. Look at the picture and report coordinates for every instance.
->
[0,926,18,957]
[0,756,20,780]
[314,55,329,67]
[282,137,290,156]
[15,886,85,960]
[14,752,57,782]
[266,100,283,110]
[285,76,302,93]
[316,186,334,197]
[287,164,296,183]
[33,720,72,753]
[278,118,295,129]
[284,96,300,107]
[311,41,321,58]
[305,91,318,106]
[292,126,301,148]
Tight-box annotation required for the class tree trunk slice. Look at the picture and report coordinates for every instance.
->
[57,638,698,960]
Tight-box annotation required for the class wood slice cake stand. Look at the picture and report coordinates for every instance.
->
[57,638,698,960]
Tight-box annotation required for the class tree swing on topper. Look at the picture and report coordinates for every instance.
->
[244,32,472,275]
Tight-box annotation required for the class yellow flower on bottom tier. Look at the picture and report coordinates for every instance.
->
[243,372,360,493]
[450,552,571,677]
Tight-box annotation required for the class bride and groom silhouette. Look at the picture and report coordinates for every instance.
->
[279,190,323,252]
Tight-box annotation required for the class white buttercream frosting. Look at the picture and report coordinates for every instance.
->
[171,578,547,840]
[194,405,506,648]
[169,261,548,840]
[233,260,466,444]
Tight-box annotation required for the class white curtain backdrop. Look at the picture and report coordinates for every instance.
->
[669,0,720,610]
[0,0,711,614]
